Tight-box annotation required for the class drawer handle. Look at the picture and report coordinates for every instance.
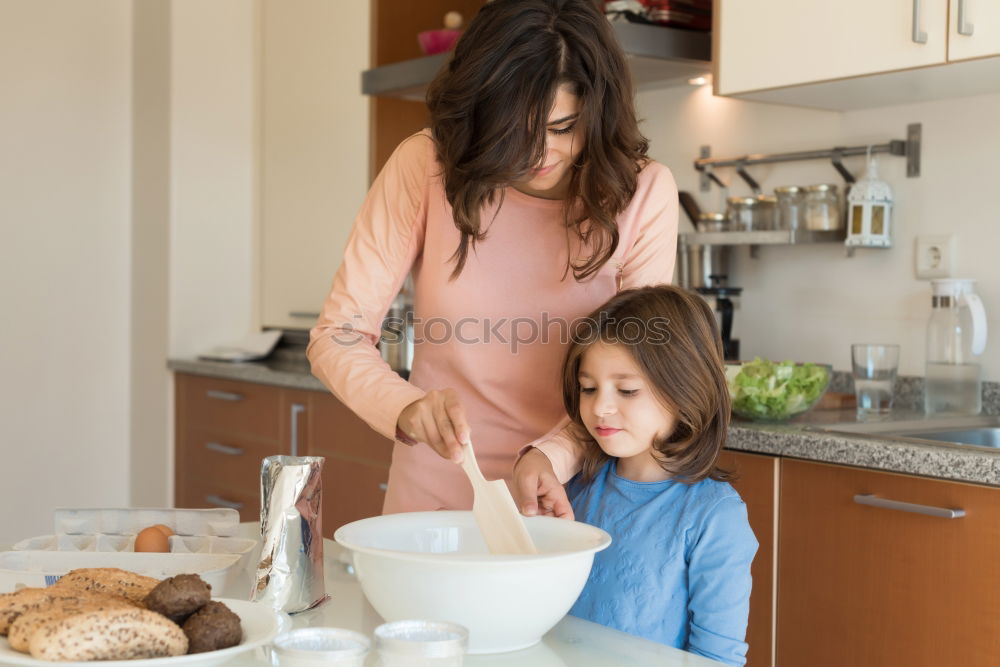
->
[206,389,243,402]
[205,495,244,510]
[912,0,928,44]
[205,441,244,456]
[957,0,974,36]
[853,494,965,519]
[378,483,388,492]
[290,403,306,457]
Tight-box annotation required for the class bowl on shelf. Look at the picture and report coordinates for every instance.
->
[417,28,461,55]
[726,358,832,422]
[334,511,611,654]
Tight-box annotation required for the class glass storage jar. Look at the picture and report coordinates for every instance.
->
[803,184,842,230]
[754,194,777,230]
[774,185,804,230]
[726,196,758,231]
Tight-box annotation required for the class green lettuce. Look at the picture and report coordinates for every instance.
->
[728,358,829,420]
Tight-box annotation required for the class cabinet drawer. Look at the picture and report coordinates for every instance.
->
[321,456,389,537]
[310,393,393,465]
[777,459,1000,667]
[177,374,281,442]
[176,476,260,524]
[179,429,284,497]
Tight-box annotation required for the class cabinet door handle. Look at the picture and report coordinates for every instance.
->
[205,441,244,456]
[378,483,388,492]
[912,0,928,43]
[206,389,243,402]
[957,0,974,36]
[853,494,965,519]
[288,311,321,319]
[205,495,244,510]
[290,403,306,457]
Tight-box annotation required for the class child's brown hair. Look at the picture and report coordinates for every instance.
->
[562,285,733,483]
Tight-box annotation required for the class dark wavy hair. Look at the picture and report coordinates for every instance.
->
[561,285,734,483]
[426,0,649,281]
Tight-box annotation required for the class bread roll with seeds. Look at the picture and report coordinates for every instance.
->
[28,607,188,661]
[52,568,159,605]
[0,588,124,636]
[8,596,133,652]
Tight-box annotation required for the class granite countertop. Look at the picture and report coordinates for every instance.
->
[169,356,1000,488]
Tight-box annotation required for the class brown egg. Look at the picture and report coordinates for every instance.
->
[151,524,174,538]
[134,526,170,553]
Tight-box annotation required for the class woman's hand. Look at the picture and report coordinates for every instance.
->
[513,448,574,520]
[397,389,470,464]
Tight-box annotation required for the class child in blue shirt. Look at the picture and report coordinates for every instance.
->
[560,285,757,666]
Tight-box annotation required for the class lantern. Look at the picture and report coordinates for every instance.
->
[846,154,893,248]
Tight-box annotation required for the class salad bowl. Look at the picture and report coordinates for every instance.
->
[726,358,832,422]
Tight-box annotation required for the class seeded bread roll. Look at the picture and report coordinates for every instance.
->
[28,607,188,661]
[144,574,212,624]
[0,588,124,636]
[182,601,242,653]
[8,596,133,653]
[52,568,159,605]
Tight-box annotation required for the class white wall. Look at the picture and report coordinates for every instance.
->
[637,84,1000,379]
[0,1,133,542]
[131,0,171,509]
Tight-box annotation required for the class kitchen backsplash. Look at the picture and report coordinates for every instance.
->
[829,371,1000,416]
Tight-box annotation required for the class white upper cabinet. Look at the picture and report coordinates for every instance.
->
[259,0,370,330]
[716,0,1000,110]
[717,0,947,95]
[948,0,1000,61]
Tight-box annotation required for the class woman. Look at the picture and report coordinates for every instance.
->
[306,0,678,515]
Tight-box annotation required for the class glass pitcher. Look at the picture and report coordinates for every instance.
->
[924,279,988,415]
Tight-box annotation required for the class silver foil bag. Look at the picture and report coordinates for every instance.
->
[252,455,327,613]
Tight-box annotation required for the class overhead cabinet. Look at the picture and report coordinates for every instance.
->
[715,0,1000,110]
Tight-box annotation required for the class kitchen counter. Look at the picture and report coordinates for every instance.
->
[169,356,1000,488]
[234,526,726,667]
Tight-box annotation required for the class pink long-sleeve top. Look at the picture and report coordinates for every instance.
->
[307,130,678,513]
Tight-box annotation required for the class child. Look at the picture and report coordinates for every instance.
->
[561,285,757,666]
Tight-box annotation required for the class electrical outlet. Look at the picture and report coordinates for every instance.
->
[915,235,954,279]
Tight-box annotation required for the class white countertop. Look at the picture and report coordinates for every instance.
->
[236,524,725,667]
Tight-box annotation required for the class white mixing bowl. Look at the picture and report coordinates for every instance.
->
[334,511,611,654]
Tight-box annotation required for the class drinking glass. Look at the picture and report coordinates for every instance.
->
[851,344,900,421]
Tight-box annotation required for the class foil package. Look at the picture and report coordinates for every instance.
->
[252,455,327,613]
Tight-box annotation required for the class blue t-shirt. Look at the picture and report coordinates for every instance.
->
[566,460,758,666]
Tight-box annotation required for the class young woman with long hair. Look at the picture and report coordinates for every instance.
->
[307,0,678,513]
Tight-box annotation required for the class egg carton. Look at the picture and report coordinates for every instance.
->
[49,507,241,537]
[1,508,259,598]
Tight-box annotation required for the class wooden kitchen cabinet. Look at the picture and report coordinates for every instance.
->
[305,392,393,537]
[719,450,778,667]
[175,374,289,522]
[175,373,392,536]
[777,458,1000,667]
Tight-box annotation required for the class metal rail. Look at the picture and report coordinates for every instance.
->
[696,123,921,193]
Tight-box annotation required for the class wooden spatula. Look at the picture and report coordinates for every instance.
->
[459,441,537,555]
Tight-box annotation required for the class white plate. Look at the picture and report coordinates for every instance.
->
[0,598,286,667]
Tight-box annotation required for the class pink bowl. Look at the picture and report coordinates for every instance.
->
[418,29,461,55]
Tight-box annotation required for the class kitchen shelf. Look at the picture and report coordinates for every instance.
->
[681,229,846,246]
[361,21,711,100]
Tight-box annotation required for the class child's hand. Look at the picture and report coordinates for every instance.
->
[513,449,574,520]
